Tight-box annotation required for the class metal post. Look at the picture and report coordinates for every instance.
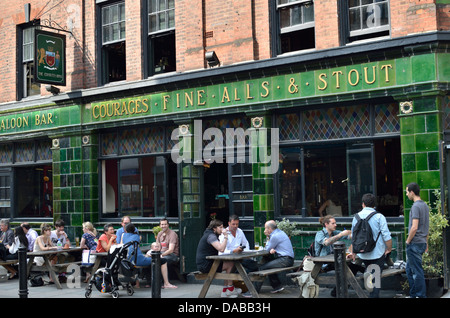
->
[333,241,348,298]
[18,246,28,298]
[151,250,161,298]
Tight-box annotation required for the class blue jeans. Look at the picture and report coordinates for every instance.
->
[406,243,427,298]
[254,255,294,292]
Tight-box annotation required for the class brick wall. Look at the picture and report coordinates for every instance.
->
[0,0,448,103]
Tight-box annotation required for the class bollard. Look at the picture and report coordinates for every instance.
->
[18,245,28,298]
[333,241,348,298]
[151,250,162,298]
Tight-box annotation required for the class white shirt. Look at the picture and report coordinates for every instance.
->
[26,229,38,252]
[51,230,68,246]
[218,227,250,255]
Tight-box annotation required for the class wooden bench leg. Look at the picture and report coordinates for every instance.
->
[345,266,367,298]
[235,262,260,298]
[198,260,221,298]
[43,256,62,289]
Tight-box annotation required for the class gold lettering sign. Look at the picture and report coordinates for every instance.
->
[90,63,395,121]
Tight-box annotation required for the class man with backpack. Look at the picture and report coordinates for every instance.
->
[348,193,392,298]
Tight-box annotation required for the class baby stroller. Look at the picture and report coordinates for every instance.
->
[85,240,139,298]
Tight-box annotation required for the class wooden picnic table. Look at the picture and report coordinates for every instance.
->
[307,254,367,298]
[197,249,269,298]
[26,247,83,289]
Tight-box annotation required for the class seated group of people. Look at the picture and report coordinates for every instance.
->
[82,216,179,289]
[0,218,70,280]
[0,216,180,289]
[197,194,393,298]
[196,215,295,298]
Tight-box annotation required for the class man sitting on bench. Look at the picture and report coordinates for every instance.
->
[243,220,294,298]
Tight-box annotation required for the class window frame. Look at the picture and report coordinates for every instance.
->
[17,23,41,100]
[143,0,176,78]
[342,0,391,44]
[97,0,126,85]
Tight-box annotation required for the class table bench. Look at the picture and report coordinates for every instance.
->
[287,265,406,296]
[0,260,19,267]
[192,255,302,297]
[248,260,302,282]
[30,261,82,274]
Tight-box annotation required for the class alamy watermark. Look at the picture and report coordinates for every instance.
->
[170,120,279,174]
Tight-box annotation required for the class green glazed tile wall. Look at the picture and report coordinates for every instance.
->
[252,115,275,246]
[52,134,99,241]
[400,96,443,232]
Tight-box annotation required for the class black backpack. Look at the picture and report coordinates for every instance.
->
[351,211,381,254]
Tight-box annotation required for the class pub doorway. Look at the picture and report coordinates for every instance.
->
[203,162,229,226]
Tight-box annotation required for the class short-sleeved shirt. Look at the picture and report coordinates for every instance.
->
[96,234,109,253]
[156,228,179,256]
[351,207,392,260]
[408,200,429,244]
[314,229,348,256]
[82,232,98,250]
[50,230,68,246]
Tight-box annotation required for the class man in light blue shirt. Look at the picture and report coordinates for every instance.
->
[243,220,294,298]
[349,193,392,298]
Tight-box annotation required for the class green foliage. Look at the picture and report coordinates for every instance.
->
[422,190,449,278]
[152,225,162,238]
[276,218,301,237]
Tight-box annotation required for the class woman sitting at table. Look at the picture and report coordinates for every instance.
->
[122,223,176,289]
[95,223,117,253]
[33,223,58,283]
[80,222,98,251]
[2,226,28,279]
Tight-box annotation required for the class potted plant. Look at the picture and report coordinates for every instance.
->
[401,190,448,297]
[152,225,162,240]
[276,218,301,238]
[421,190,448,297]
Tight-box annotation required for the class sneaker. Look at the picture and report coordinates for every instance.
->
[221,286,241,298]
[242,291,253,298]
[270,286,284,294]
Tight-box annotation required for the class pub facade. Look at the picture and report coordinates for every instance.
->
[0,0,448,283]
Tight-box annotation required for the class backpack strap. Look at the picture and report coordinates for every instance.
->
[365,211,382,242]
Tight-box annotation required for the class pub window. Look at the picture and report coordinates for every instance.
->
[347,0,390,42]
[101,1,126,83]
[15,165,53,218]
[21,26,40,98]
[277,0,315,54]
[147,0,176,76]
[101,156,177,218]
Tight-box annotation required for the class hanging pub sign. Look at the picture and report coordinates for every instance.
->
[34,29,66,86]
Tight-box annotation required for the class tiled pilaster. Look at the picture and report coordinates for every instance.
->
[52,133,99,241]
[399,96,443,227]
[251,115,275,246]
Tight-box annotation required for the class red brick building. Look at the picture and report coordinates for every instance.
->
[0,1,449,281]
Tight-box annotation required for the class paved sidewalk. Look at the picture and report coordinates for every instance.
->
[0,276,405,299]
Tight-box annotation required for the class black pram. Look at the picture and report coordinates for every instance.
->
[85,240,139,298]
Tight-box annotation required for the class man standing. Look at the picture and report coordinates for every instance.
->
[196,219,240,298]
[349,193,392,298]
[243,220,294,297]
[156,218,180,266]
[405,182,430,298]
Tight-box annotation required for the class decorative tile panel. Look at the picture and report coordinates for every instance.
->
[15,142,34,162]
[302,105,371,141]
[277,113,300,141]
[375,103,400,134]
